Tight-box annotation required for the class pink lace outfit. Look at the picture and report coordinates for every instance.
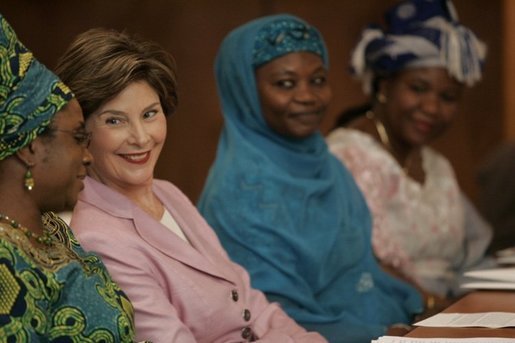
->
[327,128,492,297]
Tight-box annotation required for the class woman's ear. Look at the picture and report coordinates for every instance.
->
[377,79,389,104]
[16,142,35,167]
[15,137,46,167]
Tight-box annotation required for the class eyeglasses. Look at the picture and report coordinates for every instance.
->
[54,129,92,148]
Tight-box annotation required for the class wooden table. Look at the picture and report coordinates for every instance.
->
[406,291,515,338]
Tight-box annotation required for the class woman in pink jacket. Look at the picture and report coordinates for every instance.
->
[55,28,325,343]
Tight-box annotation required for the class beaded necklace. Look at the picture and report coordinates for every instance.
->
[0,213,53,246]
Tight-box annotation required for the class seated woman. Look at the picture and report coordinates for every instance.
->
[197,14,423,342]
[326,0,492,306]
[56,28,324,343]
[0,14,142,342]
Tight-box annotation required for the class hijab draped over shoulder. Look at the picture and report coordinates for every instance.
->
[198,14,422,342]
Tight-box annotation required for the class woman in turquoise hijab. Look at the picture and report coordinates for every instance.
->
[198,14,423,342]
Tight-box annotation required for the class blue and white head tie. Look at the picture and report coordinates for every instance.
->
[350,0,487,94]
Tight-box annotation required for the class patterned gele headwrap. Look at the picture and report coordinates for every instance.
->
[252,16,325,68]
[350,0,486,94]
[0,13,73,160]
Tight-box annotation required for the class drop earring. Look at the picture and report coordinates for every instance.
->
[24,167,34,191]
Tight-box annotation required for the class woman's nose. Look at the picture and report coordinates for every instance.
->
[421,93,440,116]
[129,122,151,146]
[83,147,93,166]
[294,83,317,104]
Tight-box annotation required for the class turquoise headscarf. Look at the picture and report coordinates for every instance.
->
[213,13,328,169]
[0,14,73,160]
[198,14,422,342]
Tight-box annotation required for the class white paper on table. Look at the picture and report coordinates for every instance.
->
[414,312,515,328]
[461,281,515,290]
[496,247,515,265]
[464,268,515,283]
[497,255,515,265]
[497,247,515,258]
[372,337,515,343]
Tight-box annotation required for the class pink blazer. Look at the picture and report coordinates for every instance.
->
[71,177,325,343]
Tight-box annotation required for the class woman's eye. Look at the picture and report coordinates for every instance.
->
[143,110,158,119]
[440,92,459,103]
[410,83,427,93]
[105,117,122,125]
[74,131,92,148]
[276,80,295,89]
[312,76,327,85]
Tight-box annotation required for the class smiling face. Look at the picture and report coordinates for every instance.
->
[380,66,463,148]
[85,81,167,195]
[255,51,332,139]
[35,98,93,212]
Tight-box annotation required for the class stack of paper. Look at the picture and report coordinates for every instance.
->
[496,247,515,265]
[498,256,515,265]
[461,268,515,290]
[372,337,515,343]
[414,312,515,328]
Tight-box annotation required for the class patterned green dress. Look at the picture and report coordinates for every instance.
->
[0,212,137,342]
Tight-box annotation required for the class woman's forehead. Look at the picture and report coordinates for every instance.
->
[53,99,84,129]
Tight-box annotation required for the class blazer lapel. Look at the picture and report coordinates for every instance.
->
[83,177,235,283]
[131,206,234,282]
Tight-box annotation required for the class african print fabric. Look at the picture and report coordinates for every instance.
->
[0,13,73,160]
[0,212,137,342]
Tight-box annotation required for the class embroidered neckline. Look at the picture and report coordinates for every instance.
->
[0,214,77,271]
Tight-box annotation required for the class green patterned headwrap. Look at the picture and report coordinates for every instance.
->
[0,13,73,160]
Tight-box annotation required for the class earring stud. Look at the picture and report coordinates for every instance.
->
[377,93,387,104]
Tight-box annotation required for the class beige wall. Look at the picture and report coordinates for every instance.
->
[0,0,502,203]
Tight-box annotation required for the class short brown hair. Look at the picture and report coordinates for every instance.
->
[56,28,178,119]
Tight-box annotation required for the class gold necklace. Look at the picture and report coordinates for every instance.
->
[0,213,53,246]
[366,111,413,174]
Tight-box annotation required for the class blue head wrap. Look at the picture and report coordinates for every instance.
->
[0,14,73,160]
[214,13,328,147]
[350,0,486,94]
